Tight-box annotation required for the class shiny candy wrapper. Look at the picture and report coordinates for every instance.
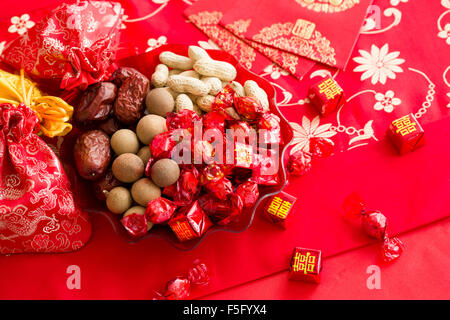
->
[264,191,297,228]
[168,200,213,242]
[387,113,425,155]
[257,113,282,145]
[307,76,346,117]
[235,181,259,208]
[202,110,227,132]
[120,212,148,238]
[287,150,312,176]
[234,96,265,121]
[342,193,404,263]
[289,247,322,283]
[203,177,233,200]
[251,148,280,186]
[150,131,178,160]
[172,166,201,206]
[164,277,191,300]
[212,85,235,115]
[145,197,177,224]
[309,137,334,158]
[166,109,201,131]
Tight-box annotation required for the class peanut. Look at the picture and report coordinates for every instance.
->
[159,51,194,70]
[175,94,194,112]
[201,76,222,95]
[151,64,169,88]
[167,75,210,96]
[229,81,245,97]
[244,80,269,111]
[169,69,182,76]
[161,87,179,99]
[196,95,215,112]
[188,46,211,61]
[193,58,237,82]
[179,70,200,79]
[193,104,203,116]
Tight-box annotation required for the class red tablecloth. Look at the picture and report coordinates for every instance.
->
[0,0,449,299]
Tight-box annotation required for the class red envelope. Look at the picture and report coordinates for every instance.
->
[184,0,315,79]
[220,0,373,69]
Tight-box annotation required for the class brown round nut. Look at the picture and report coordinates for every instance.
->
[111,129,140,155]
[131,178,161,206]
[136,114,167,145]
[150,158,180,187]
[73,130,111,181]
[106,186,132,214]
[145,88,175,117]
[123,206,153,231]
[137,146,152,165]
[112,153,144,183]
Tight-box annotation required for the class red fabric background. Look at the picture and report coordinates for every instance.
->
[0,0,449,299]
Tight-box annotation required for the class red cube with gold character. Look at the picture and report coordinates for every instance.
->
[308,75,345,116]
[289,247,322,283]
[168,201,213,242]
[387,113,425,155]
[264,191,297,228]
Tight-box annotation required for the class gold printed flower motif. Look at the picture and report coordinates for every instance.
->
[295,0,360,13]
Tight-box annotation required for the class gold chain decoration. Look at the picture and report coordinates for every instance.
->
[0,69,73,137]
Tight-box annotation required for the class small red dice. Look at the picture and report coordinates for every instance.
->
[387,113,425,155]
[308,75,346,116]
[289,247,322,283]
[168,201,212,242]
[264,191,297,228]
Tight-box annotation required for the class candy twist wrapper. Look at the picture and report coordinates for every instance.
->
[1,1,123,92]
[0,103,91,254]
[153,259,210,300]
[343,193,404,263]
[0,69,73,137]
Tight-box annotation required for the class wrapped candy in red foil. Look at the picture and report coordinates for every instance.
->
[164,277,191,300]
[217,193,244,226]
[202,110,227,132]
[203,177,233,201]
[187,259,210,287]
[342,193,404,263]
[234,96,265,121]
[145,197,177,224]
[150,131,177,160]
[264,191,297,228]
[309,137,334,158]
[289,247,322,283]
[257,113,282,145]
[235,181,259,208]
[1,1,123,91]
[251,148,280,186]
[168,201,212,242]
[233,142,254,169]
[166,109,201,131]
[212,85,235,115]
[307,75,346,117]
[198,193,243,226]
[287,150,312,176]
[120,213,148,237]
[172,166,200,206]
[387,113,425,155]
[200,164,228,184]
[193,140,215,165]
[228,120,254,144]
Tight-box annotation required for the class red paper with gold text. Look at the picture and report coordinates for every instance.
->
[220,0,373,69]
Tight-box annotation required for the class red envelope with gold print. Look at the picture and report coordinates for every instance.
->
[184,0,316,78]
[220,0,373,69]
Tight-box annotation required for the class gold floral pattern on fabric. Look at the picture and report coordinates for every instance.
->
[188,11,256,70]
[252,22,336,66]
[295,0,360,13]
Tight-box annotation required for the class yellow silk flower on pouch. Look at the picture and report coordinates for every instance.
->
[0,69,73,137]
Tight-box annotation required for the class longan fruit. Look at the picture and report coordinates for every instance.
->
[136,114,167,145]
[106,186,132,214]
[150,158,180,187]
[131,178,161,206]
[145,87,175,117]
[112,153,144,183]
[137,146,152,165]
[110,129,140,155]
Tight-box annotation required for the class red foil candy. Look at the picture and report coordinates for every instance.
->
[309,137,334,158]
[164,277,191,300]
[307,75,346,117]
[251,148,280,186]
[342,193,404,263]
[150,131,178,160]
[212,85,235,115]
[264,191,297,228]
[166,109,201,131]
[287,150,312,176]
[289,247,322,283]
[168,201,212,242]
[202,111,227,132]
[235,181,259,208]
[173,166,200,206]
[120,213,148,237]
[145,197,177,224]
[234,96,265,121]
[203,177,233,200]
[387,113,425,155]
[257,113,282,145]
[187,260,210,287]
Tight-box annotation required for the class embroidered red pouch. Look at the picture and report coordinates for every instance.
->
[0,103,91,254]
